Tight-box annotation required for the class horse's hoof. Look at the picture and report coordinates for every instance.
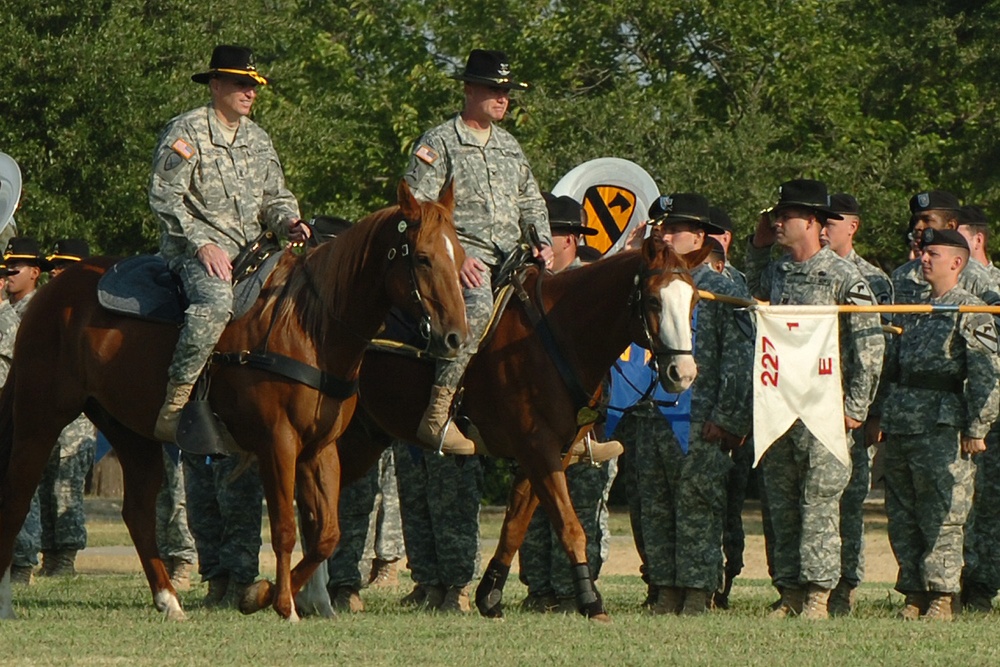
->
[165,606,188,622]
[589,613,613,624]
[239,580,273,615]
[155,590,185,621]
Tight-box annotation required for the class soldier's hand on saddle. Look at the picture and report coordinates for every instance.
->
[286,218,312,242]
[460,256,488,289]
[962,436,987,455]
[752,210,777,248]
[196,243,233,282]
[533,243,554,269]
[703,421,745,451]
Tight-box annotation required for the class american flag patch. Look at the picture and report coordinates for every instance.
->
[171,138,195,160]
[415,144,438,165]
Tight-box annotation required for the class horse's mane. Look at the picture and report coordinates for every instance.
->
[270,205,402,350]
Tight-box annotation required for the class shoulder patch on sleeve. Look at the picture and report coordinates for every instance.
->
[414,144,439,165]
[973,321,999,354]
[845,280,875,306]
[171,138,195,160]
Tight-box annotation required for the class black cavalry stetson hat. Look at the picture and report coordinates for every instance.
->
[4,237,52,270]
[452,50,528,90]
[544,193,598,236]
[772,179,843,220]
[708,206,733,233]
[47,238,90,263]
[192,45,269,86]
[909,190,960,216]
[649,193,724,234]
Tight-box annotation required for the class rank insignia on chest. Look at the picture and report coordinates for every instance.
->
[171,138,195,160]
[415,144,439,165]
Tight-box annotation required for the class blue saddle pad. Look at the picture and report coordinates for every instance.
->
[97,253,285,325]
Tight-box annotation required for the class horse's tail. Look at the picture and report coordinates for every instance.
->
[0,369,14,484]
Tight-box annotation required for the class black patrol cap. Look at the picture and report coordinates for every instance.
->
[648,193,724,234]
[909,190,960,216]
[919,227,969,251]
[544,193,598,236]
[829,193,860,217]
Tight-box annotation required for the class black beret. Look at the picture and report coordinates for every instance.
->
[920,227,969,251]
[829,193,860,216]
[910,190,960,215]
[959,204,989,226]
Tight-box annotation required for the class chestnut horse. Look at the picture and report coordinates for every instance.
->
[0,181,468,621]
[332,238,704,622]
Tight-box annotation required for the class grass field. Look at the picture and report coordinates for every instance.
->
[2,499,999,667]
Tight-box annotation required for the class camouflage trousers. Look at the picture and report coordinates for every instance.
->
[838,430,872,588]
[325,460,379,589]
[518,459,616,598]
[365,448,404,564]
[722,439,754,581]
[434,271,494,388]
[885,426,974,594]
[182,453,263,584]
[962,423,1000,595]
[14,416,96,563]
[614,411,648,581]
[167,255,233,384]
[156,445,196,564]
[394,442,482,587]
[636,418,732,590]
[761,420,850,590]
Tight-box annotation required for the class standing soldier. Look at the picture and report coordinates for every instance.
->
[874,229,999,620]
[637,193,753,616]
[746,180,884,620]
[818,194,894,615]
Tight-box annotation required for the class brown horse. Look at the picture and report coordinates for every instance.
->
[333,238,705,622]
[0,181,468,621]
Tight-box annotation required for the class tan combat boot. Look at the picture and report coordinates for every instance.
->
[153,381,195,443]
[923,592,954,621]
[801,584,831,620]
[681,588,709,616]
[440,585,472,613]
[899,592,927,620]
[649,586,684,615]
[769,587,805,618]
[169,558,192,592]
[330,585,365,613]
[827,580,855,617]
[417,385,478,455]
[566,436,624,465]
[368,558,399,588]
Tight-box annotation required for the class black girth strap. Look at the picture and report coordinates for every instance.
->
[510,271,597,423]
[212,351,359,400]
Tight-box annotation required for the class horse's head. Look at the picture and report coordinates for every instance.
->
[391,179,469,358]
[636,236,701,393]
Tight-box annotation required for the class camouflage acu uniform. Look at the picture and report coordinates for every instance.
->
[745,243,884,590]
[364,448,404,565]
[156,446,196,565]
[38,414,96,553]
[838,250,893,590]
[0,299,17,384]
[880,286,1000,594]
[637,265,753,591]
[326,462,380,590]
[148,104,300,384]
[181,453,263,585]
[404,114,550,388]
[393,442,483,588]
[962,260,1000,601]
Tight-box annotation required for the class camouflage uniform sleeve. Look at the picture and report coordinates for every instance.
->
[517,159,551,247]
[257,137,301,234]
[706,285,755,435]
[840,279,886,422]
[404,132,449,204]
[743,239,774,301]
[961,312,1000,438]
[148,119,213,256]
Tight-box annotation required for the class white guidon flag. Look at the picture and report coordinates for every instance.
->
[752,305,850,468]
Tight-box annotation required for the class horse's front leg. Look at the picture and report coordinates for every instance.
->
[290,444,342,617]
[475,469,539,619]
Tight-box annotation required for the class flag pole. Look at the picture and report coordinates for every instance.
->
[698,290,1000,314]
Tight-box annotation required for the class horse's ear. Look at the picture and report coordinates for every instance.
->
[681,245,713,270]
[398,179,422,222]
[438,179,456,214]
